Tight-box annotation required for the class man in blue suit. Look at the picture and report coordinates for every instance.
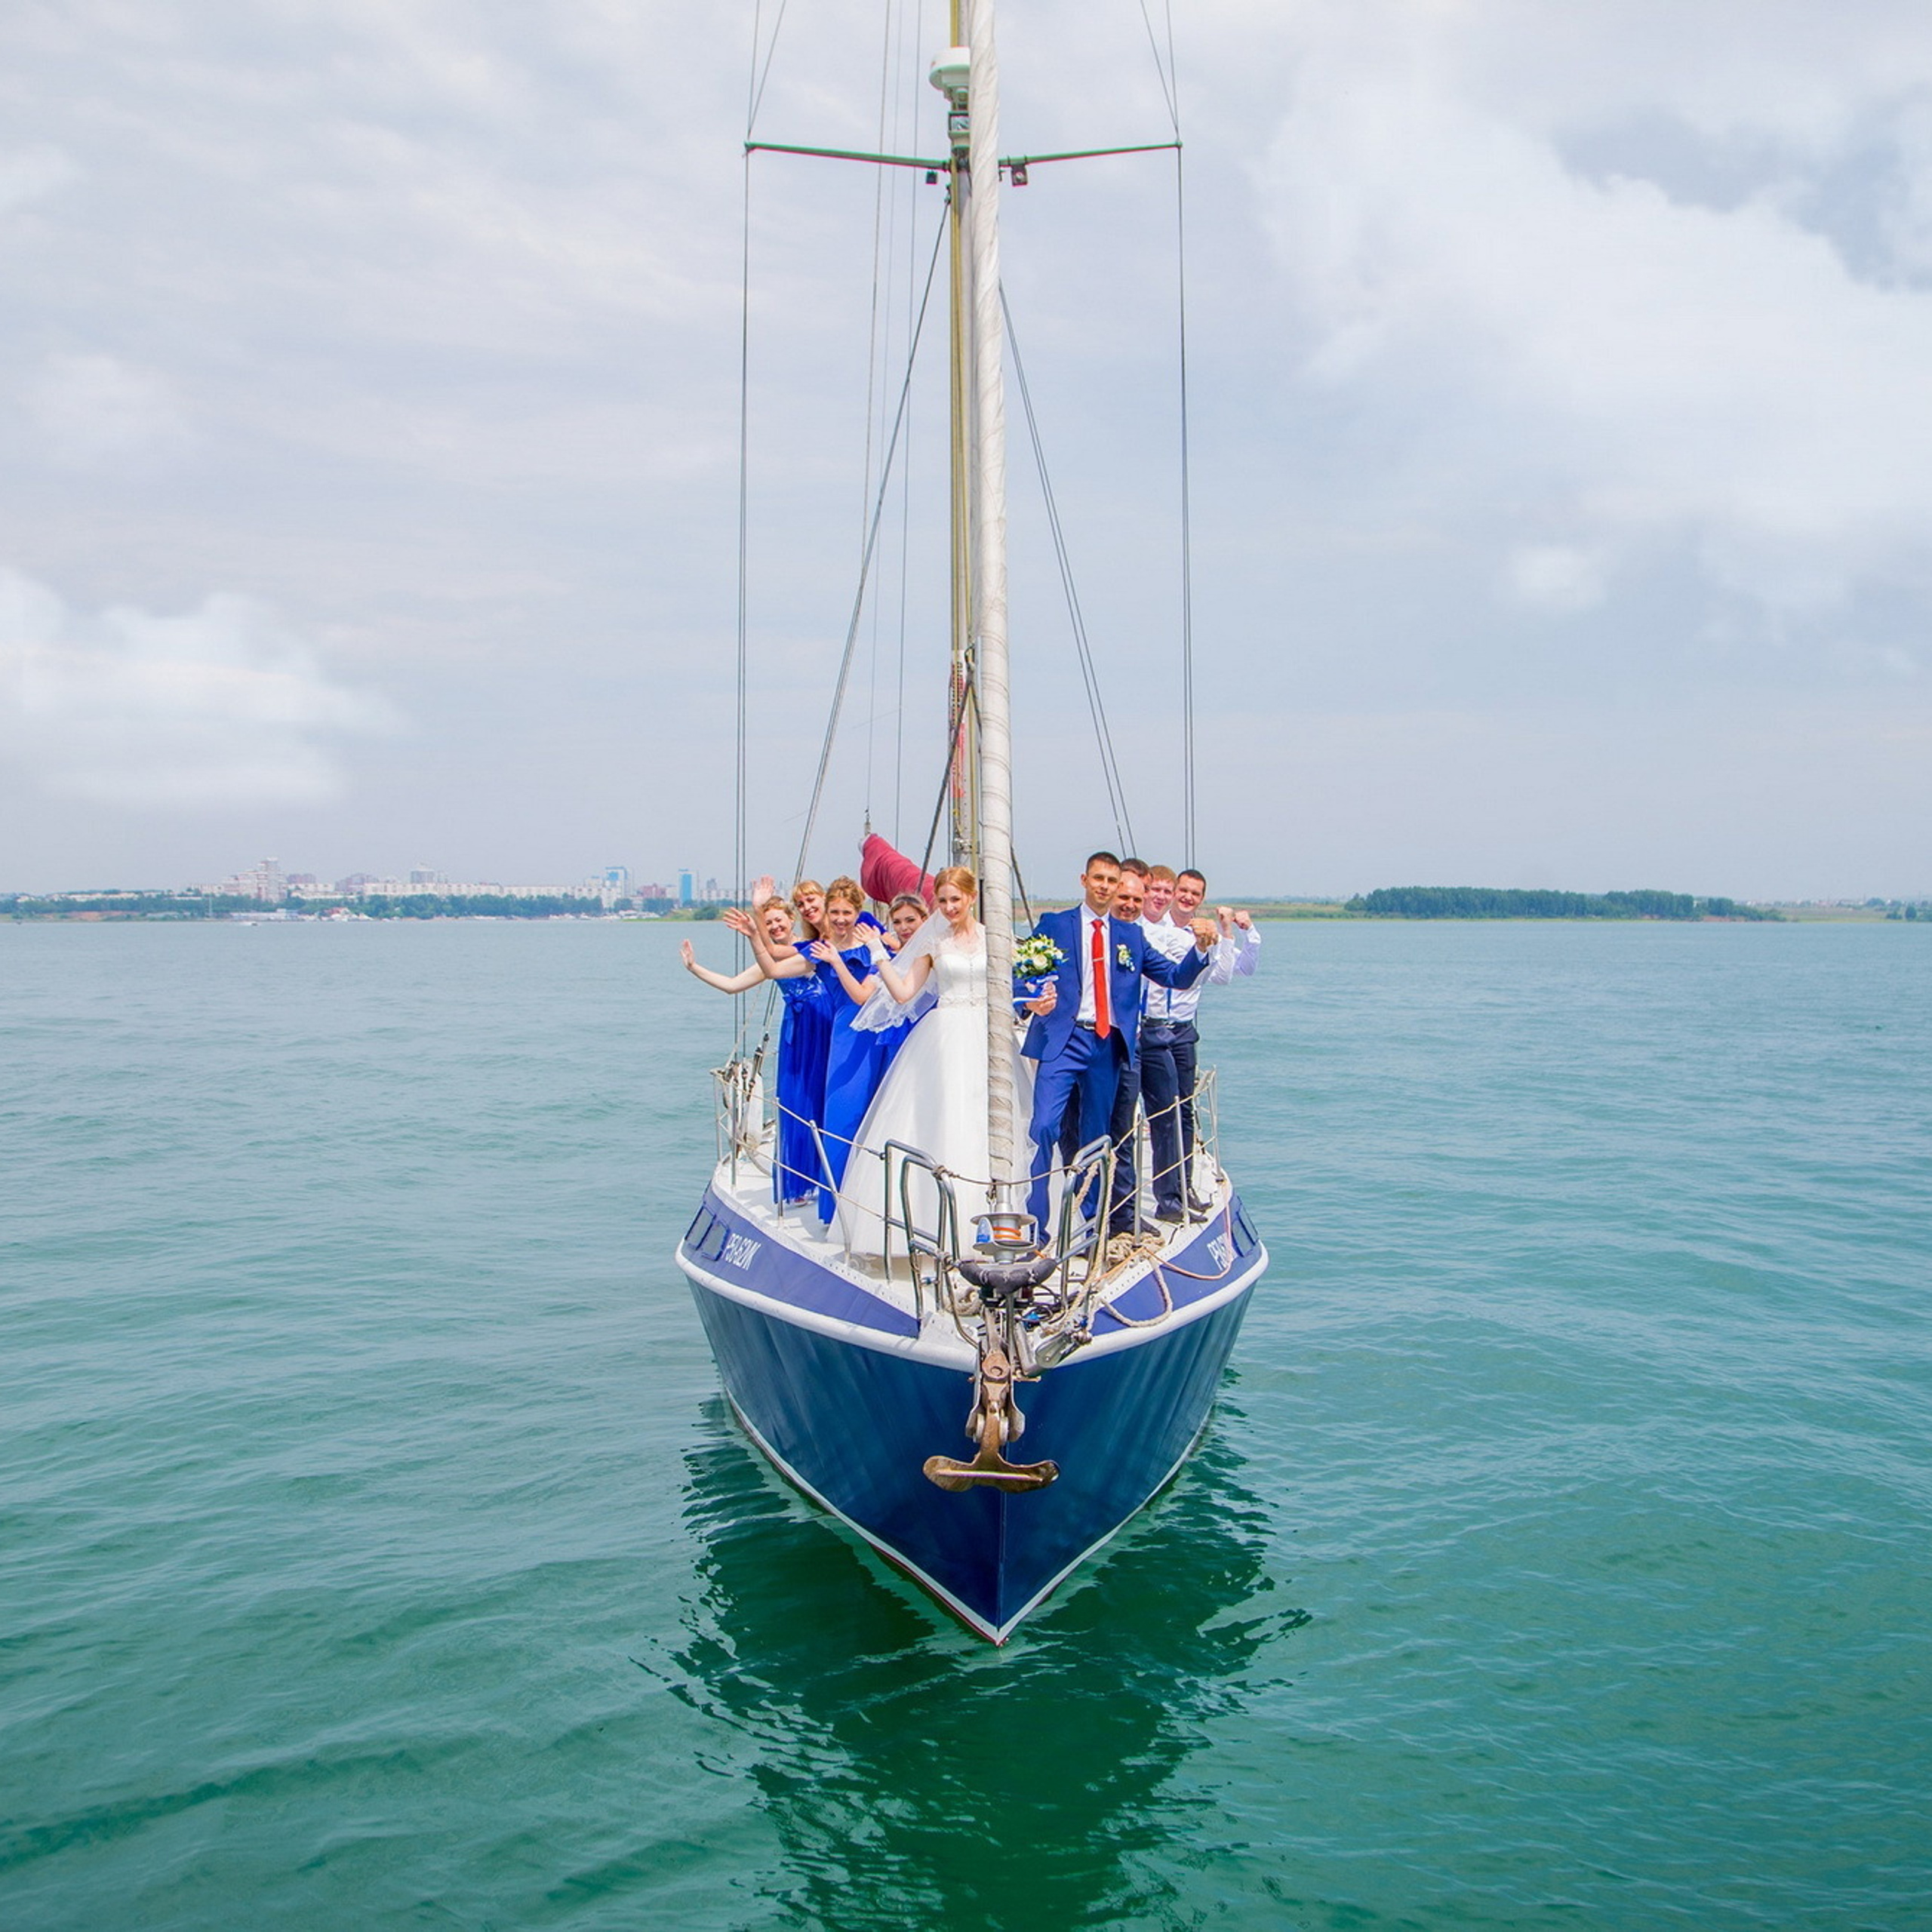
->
[1018,851,1215,1233]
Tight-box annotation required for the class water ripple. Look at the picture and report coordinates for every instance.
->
[2,919,1926,1928]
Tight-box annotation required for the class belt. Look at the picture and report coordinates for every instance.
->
[1074,1019,1097,1031]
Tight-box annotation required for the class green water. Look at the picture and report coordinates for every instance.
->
[2,919,1926,1929]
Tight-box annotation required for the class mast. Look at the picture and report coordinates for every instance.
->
[965,1,1019,1203]
[943,4,977,871]
[934,0,1017,1208]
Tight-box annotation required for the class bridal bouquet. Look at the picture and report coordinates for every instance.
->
[1012,932,1066,997]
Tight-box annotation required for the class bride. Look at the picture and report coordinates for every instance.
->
[837,866,1036,1257]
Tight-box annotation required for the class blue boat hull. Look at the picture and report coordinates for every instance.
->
[678,1192,1265,1640]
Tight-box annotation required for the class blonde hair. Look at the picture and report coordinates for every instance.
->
[934,865,976,898]
[887,893,927,920]
[790,878,825,939]
[824,875,865,912]
[1147,865,1177,885]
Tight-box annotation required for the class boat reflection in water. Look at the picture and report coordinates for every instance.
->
[655,1395,1309,1928]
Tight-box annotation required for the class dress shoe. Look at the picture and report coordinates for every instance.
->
[1186,1189,1216,1215]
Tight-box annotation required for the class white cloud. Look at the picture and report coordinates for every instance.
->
[1257,3,1932,618]
[1878,97,1932,277]
[1506,544,1607,613]
[1,0,1927,891]
[0,568,399,805]
[23,353,192,469]
[0,143,76,214]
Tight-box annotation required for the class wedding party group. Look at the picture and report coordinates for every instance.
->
[681,834,1260,1251]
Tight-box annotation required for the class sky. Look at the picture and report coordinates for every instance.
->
[2,0,1929,900]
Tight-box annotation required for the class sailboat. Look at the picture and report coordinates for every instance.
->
[675,0,1269,1644]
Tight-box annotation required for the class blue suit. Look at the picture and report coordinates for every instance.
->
[1018,905,1208,1230]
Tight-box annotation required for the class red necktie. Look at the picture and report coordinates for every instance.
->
[1091,915,1112,1040]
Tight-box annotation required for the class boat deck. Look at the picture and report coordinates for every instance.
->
[681,1124,1258,1366]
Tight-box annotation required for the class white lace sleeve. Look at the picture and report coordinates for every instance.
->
[851,912,945,1032]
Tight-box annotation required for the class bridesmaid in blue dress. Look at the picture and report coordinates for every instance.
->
[805,876,897,1222]
[875,894,929,1073]
[772,955,832,1202]
[694,896,831,1205]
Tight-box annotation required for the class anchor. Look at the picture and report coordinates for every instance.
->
[923,1340,1059,1491]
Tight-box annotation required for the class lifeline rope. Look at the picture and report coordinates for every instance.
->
[755,1078,1214,1234]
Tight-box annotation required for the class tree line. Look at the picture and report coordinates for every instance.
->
[2,892,261,918]
[1343,888,1780,921]
[358,894,602,918]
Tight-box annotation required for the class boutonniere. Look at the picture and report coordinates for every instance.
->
[1115,941,1131,968]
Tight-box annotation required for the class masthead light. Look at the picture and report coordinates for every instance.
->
[928,48,971,100]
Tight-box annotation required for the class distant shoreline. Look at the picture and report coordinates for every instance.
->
[5,891,1924,925]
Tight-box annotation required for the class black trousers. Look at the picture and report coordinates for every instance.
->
[1141,1018,1199,1210]
[1065,1025,1201,1231]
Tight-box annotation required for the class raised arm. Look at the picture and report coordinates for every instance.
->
[1208,908,1262,985]
[875,949,935,1004]
[681,938,765,995]
[723,905,812,978]
[1138,919,1216,988]
[808,940,879,1006]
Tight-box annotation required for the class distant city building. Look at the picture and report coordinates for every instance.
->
[215,857,286,903]
[589,863,634,911]
[192,857,718,909]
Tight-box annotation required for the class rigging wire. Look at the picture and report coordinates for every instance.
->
[892,335,915,848]
[859,0,899,826]
[790,205,949,887]
[1174,150,1189,869]
[915,666,972,888]
[745,0,792,137]
[1135,0,1179,130]
[1136,0,1197,863]
[734,1,787,1058]
[892,0,925,848]
[911,668,1032,934]
[1173,146,1198,868]
[734,158,753,1023]
[1001,288,1137,860]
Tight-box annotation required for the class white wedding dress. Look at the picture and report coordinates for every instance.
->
[837,928,1035,1257]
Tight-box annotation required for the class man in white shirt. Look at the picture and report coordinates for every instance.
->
[1020,851,1214,1232]
[1094,863,1154,1228]
[1135,866,1260,1220]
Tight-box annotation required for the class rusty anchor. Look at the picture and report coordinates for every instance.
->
[924,1342,1059,1492]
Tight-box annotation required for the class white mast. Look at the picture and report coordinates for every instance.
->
[963,0,1020,1203]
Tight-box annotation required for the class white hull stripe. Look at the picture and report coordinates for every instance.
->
[678,1241,1268,1370]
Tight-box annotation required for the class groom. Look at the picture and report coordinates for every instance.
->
[1019,851,1216,1233]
